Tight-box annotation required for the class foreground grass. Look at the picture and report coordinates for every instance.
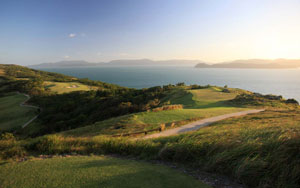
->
[44,81,95,94]
[7,108,295,187]
[0,93,36,131]
[0,156,210,188]
[155,109,300,187]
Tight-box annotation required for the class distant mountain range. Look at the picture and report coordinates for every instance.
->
[29,59,300,69]
[29,59,203,68]
[195,59,300,69]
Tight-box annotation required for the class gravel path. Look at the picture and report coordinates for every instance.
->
[16,92,41,128]
[143,109,265,139]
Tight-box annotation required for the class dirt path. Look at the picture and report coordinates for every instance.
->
[143,109,265,139]
[17,92,41,128]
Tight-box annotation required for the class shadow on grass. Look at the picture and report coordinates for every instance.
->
[71,157,209,188]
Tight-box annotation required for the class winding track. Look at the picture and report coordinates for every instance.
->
[17,92,40,128]
[143,109,265,139]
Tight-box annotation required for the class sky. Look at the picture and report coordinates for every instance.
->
[1,0,300,65]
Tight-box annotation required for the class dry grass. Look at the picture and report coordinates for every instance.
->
[152,104,183,112]
[0,69,5,76]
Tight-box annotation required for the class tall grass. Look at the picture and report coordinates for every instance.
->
[2,109,299,187]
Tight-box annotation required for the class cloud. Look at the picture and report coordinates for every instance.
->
[68,33,76,38]
[80,33,86,37]
[97,52,102,56]
[119,52,130,56]
[64,55,70,59]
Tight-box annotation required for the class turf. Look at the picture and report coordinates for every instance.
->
[164,87,241,108]
[44,81,95,94]
[0,93,36,131]
[0,156,210,188]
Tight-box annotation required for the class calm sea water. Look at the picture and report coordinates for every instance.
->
[40,67,300,102]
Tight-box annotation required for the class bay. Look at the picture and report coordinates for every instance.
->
[39,67,300,102]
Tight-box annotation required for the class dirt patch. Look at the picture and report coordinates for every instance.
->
[66,85,79,89]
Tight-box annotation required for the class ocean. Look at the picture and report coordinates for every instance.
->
[39,67,300,102]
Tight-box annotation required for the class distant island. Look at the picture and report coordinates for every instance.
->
[195,59,300,69]
[29,58,300,69]
[29,59,203,68]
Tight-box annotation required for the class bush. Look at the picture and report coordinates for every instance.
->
[0,133,26,159]
[34,135,68,154]
[286,98,299,105]
[176,82,185,86]
[152,104,183,112]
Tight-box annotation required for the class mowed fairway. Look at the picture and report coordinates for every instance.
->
[44,81,95,94]
[165,87,241,108]
[0,156,210,188]
[0,94,36,131]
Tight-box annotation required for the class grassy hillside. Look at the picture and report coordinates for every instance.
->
[0,93,37,131]
[9,107,296,187]
[61,107,248,137]
[1,64,299,188]
[154,108,300,187]
[61,87,250,137]
[44,81,96,94]
[0,156,210,188]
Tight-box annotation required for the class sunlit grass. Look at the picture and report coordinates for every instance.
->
[154,109,300,187]
[43,81,96,94]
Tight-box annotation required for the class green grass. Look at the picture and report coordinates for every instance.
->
[61,107,249,137]
[0,156,210,188]
[60,87,250,137]
[0,93,36,131]
[44,81,95,94]
[25,107,299,187]
[164,87,243,108]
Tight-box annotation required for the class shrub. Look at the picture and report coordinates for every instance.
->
[152,104,183,112]
[0,133,26,159]
[34,135,68,154]
[176,82,185,86]
[286,98,299,105]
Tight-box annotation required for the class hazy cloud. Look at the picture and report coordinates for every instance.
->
[119,52,130,56]
[64,55,70,59]
[68,33,76,38]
